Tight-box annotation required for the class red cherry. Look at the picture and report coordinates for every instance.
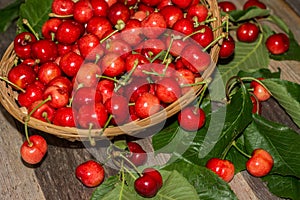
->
[75,160,105,187]
[172,18,194,36]
[48,76,73,95]
[246,148,274,177]
[104,94,129,125]
[43,85,69,109]
[105,39,132,59]
[55,20,84,45]
[125,53,150,77]
[134,92,161,119]
[250,78,271,101]
[107,2,130,25]
[124,77,150,102]
[155,77,181,104]
[41,18,62,40]
[192,25,214,48]
[20,135,48,165]
[96,79,115,104]
[38,62,62,85]
[53,107,77,127]
[121,19,144,47]
[142,168,163,189]
[78,33,104,60]
[141,12,167,39]
[14,32,37,60]
[219,35,235,59]
[134,175,159,198]
[51,0,75,15]
[218,1,237,12]
[175,68,195,94]
[140,0,161,7]
[18,83,44,109]
[76,62,101,87]
[160,5,183,28]
[206,158,235,182]
[243,0,266,10]
[187,4,209,23]
[86,16,113,40]
[265,33,290,55]
[31,40,58,64]
[171,0,192,9]
[126,142,148,166]
[8,64,37,90]
[59,51,84,77]
[100,53,126,77]
[118,0,137,6]
[236,22,260,43]
[178,106,206,131]
[73,0,94,24]
[28,100,56,122]
[72,87,103,109]
[77,102,108,128]
[91,0,109,17]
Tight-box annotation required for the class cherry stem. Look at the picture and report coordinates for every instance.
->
[122,162,138,180]
[194,80,209,112]
[24,117,32,146]
[119,160,126,200]
[48,13,73,18]
[232,141,251,158]
[202,33,226,52]
[28,95,52,117]
[183,27,206,41]
[0,76,25,93]
[100,29,119,44]
[241,77,272,95]
[225,76,245,101]
[250,92,261,115]
[114,59,139,92]
[88,123,96,146]
[23,19,39,40]
[119,153,142,177]
[102,114,113,133]
[162,35,174,64]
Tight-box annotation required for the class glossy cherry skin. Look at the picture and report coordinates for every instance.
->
[107,2,130,26]
[73,0,94,24]
[187,4,209,23]
[172,18,194,36]
[52,107,76,127]
[171,0,192,9]
[8,64,37,90]
[192,25,214,48]
[126,141,148,167]
[104,94,129,125]
[160,5,183,28]
[100,53,126,77]
[51,0,75,15]
[20,135,48,165]
[246,148,274,177]
[86,16,113,41]
[41,18,62,40]
[206,158,235,182]
[265,33,290,55]
[236,22,259,43]
[134,174,159,198]
[155,77,181,104]
[14,32,37,60]
[125,53,150,77]
[142,168,163,189]
[121,19,144,47]
[75,160,105,187]
[243,0,266,10]
[134,92,161,119]
[59,51,84,77]
[141,12,167,39]
[43,85,69,109]
[91,0,109,17]
[250,78,271,101]
[18,83,44,108]
[72,87,103,109]
[96,79,115,104]
[38,62,62,85]
[28,100,56,122]
[219,35,235,59]
[31,40,58,64]
[218,1,237,12]
[178,106,206,131]
[78,33,104,60]
[55,20,84,45]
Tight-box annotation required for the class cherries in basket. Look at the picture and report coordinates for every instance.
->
[7,0,223,132]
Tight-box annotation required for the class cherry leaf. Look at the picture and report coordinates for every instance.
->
[90,176,119,200]
[263,78,300,128]
[262,174,300,200]
[0,0,23,32]
[163,161,238,200]
[228,7,270,22]
[243,114,300,178]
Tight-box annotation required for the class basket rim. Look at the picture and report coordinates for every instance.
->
[0,0,222,141]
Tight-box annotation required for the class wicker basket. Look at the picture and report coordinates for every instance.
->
[0,0,222,141]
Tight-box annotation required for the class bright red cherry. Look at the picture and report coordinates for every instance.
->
[250,78,271,101]
[178,106,206,131]
[134,92,161,119]
[265,33,290,55]
[134,174,159,198]
[219,35,235,59]
[75,160,105,187]
[236,22,260,43]
[243,0,266,10]
[51,0,75,15]
[206,158,235,182]
[246,148,274,177]
[142,168,163,189]
[14,32,37,60]
[218,1,237,12]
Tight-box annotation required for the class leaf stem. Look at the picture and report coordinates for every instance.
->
[232,141,251,158]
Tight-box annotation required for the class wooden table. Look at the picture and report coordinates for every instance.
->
[0,0,299,199]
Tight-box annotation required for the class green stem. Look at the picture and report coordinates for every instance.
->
[202,33,226,52]
[0,76,25,93]
[119,153,142,177]
[100,29,119,44]
[28,95,51,117]
[232,141,251,158]
[22,19,39,40]
[88,123,96,146]
[119,160,125,200]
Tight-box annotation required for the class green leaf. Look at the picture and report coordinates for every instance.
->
[0,0,24,32]
[211,34,269,100]
[97,170,199,200]
[263,78,300,128]
[17,0,52,36]
[237,68,281,79]
[263,175,300,200]
[244,114,300,178]
[91,176,120,200]
[228,7,270,22]
[269,31,300,61]
[267,15,290,34]
[163,161,238,200]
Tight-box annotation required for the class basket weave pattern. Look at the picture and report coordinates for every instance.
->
[0,0,222,141]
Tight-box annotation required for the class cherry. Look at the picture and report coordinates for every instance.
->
[175,68,195,94]
[86,16,113,41]
[181,44,211,73]
[96,79,115,104]
[187,4,209,23]
[121,19,144,47]
[155,77,181,104]
[78,33,104,60]
[38,62,62,85]
[218,1,237,12]
[48,76,73,95]
[250,78,271,101]
[72,87,103,109]
[28,100,56,122]
[75,62,101,87]
[126,141,147,167]
[265,33,290,55]
[219,35,235,59]
[73,0,94,24]
[138,3,155,14]
[236,22,259,43]
[124,53,150,77]
[172,18,194,36]
[7,64,37,90]
[91,0,109,17]
[141,12,167,39]
[43,85,69,109]
[31,39,58,64]
[246,148,273,177]
[206,158,235,182]
[53,107,77,127]
[57,43,73,56]
[41,18,62,40]
[250,95,262,114]
[124,77,150,102]
[171,0,192,9]
[55,20,84,45]
[140,0,161,7]
[18,83,44,109]
[178,106,206,131]
[191,25,214,48]
[142,168,163,189]
[59,51,84,77]
[107,2,130,26]
[157,0,172,10]
[14,32,37,60]
[243,0,266,10]
[105,39,132,59]
[77,102,108,128]
[118,0,137,6]
[140,38,166,59]
[134,92,161,119]
[104,94,129,125]
[75,160,105,187]
[20,135,48,165]
[51,0,75,15]
[100,53,126,77]
[134,174,159,198]
[160,5,183,28]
